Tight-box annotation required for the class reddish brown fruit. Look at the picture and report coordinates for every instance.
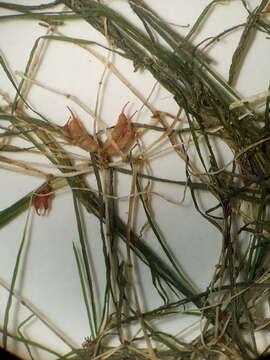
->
[33,185,53,216]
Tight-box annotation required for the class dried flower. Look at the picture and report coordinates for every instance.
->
[33,185,53,216]
[62,108,99,152]
[102,108,136,156]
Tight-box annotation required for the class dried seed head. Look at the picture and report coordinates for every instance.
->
[33,185,53,216]
[62,108,99,152]
[102,108,136,157]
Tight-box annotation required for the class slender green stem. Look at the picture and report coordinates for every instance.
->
[72,243,96,337]
[72,193,98,337]
[2,205,32,348]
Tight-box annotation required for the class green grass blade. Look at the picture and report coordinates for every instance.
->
[2,204,32,348]
[0,112,60,132]
[129,0,210,64]
[72,193,98,337]
[0,1,61,11]
[72,243,96,337]
[89,153,113,331]
[228,0,268,85]
[0,194,31,229]
[0,56,49,122]
[136,176,197,294]
[185,0,224,41]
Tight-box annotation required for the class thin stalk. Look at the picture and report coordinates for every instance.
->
[0,278,79,352]
[89,153,114,335]
[72,243,96,337]
[0,328,62,358]
[185,0,226,41]
[72,194,98,337]
[0,1,62,11]
[228,0,268,86]
[17,314,36,360]
[136,176,197,294]
[2,205,32,349]
[125,164,157,359]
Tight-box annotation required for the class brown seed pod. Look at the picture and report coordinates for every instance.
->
[33,185,53,216]
[62,107,99,152]
[102,106,136,157]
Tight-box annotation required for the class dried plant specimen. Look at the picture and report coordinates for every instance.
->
[33,185,53,215]
[62,106,136,158]
[62,108,99,152]
[102,108,136,157]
